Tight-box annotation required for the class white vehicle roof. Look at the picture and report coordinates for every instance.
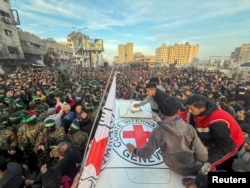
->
[94,99,184,188]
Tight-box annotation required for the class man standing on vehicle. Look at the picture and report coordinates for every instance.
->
[184,94,244,172]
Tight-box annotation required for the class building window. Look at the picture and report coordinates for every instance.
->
[4,29,12,36]
[8,46,19,55]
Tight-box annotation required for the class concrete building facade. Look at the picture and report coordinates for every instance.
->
[231,43,250,65]
[118,43,133,63]
[155,42,199,65]
[0,0,24,66]
[0,0,73,71]
[67,31,104,67]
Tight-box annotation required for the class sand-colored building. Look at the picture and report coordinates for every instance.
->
[231,43,250,65]
[118,43,133,63]
[155,42,199,65]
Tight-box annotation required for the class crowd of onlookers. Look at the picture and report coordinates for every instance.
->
[0,63,250,187]
[0,66,111,187]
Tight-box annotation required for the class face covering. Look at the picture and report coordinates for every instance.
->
[46,126,56,134]
[68,128,78,135]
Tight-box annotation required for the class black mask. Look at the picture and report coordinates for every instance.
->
[68,128,77,135]
[47,126,56,133]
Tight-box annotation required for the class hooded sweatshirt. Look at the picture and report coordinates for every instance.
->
[135,118,208,176]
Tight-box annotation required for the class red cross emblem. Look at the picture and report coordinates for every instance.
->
[123,124,151,148]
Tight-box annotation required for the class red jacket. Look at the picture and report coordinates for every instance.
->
[195,108,244,147]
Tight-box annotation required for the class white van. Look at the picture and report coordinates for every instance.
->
[79,76,184,188]
[93,99,184,188]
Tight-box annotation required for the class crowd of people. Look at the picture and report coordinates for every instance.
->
[0,66,110,187]
[116,64,250,188]
[0,63,250,188]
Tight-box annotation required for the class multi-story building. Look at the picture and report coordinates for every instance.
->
[0,0,24,68]
[67,31,104,67]
[0,0,73,71]
[231,43,250,65]
[18,31,73,67]
[155,42,199,65]
[118,43,133,63]
[18,30,46,65]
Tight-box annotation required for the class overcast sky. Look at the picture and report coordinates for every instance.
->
[11,0,250,62]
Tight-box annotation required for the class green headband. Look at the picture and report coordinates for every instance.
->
[70,123,80,130]
[94,97,100,102]
[16,103,25,108]
[9,114,22,121]
[4,98,13,103]
[48,91,54,95]
[45,121,55,127]
[36,106,45,113]
[33,97,40,101]
[22,115,37,123]
[85,105,94,110]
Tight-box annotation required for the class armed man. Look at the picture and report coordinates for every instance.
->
[34,119,66,165]
[67,121,88,153]
[16,114,43,155]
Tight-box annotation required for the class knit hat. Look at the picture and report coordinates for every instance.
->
[94,97,101,103]
[9,111,24,122]
[33,96,41,101]
[18,109,28,117]
[70,122,80,131]
[85,103,94,111]
[35,104,45,113]
[4,97,13,104]
[15,102,26,110]
[22,114,37,123]
[44,119,56,128]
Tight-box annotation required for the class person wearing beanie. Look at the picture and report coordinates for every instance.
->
[9,111,26,134]
[16,114,42,152]
[127,96,209,188]
[0,114,10,129]
[3,89,14,107]
[83,100,95,113]
[31,95,50,111]
[67,121,88,153]
[34,119,66,166]
[0,124,17,158]
[35,104,48,122]
[8,101,27,115]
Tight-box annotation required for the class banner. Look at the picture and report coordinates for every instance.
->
[78,76,116,188]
